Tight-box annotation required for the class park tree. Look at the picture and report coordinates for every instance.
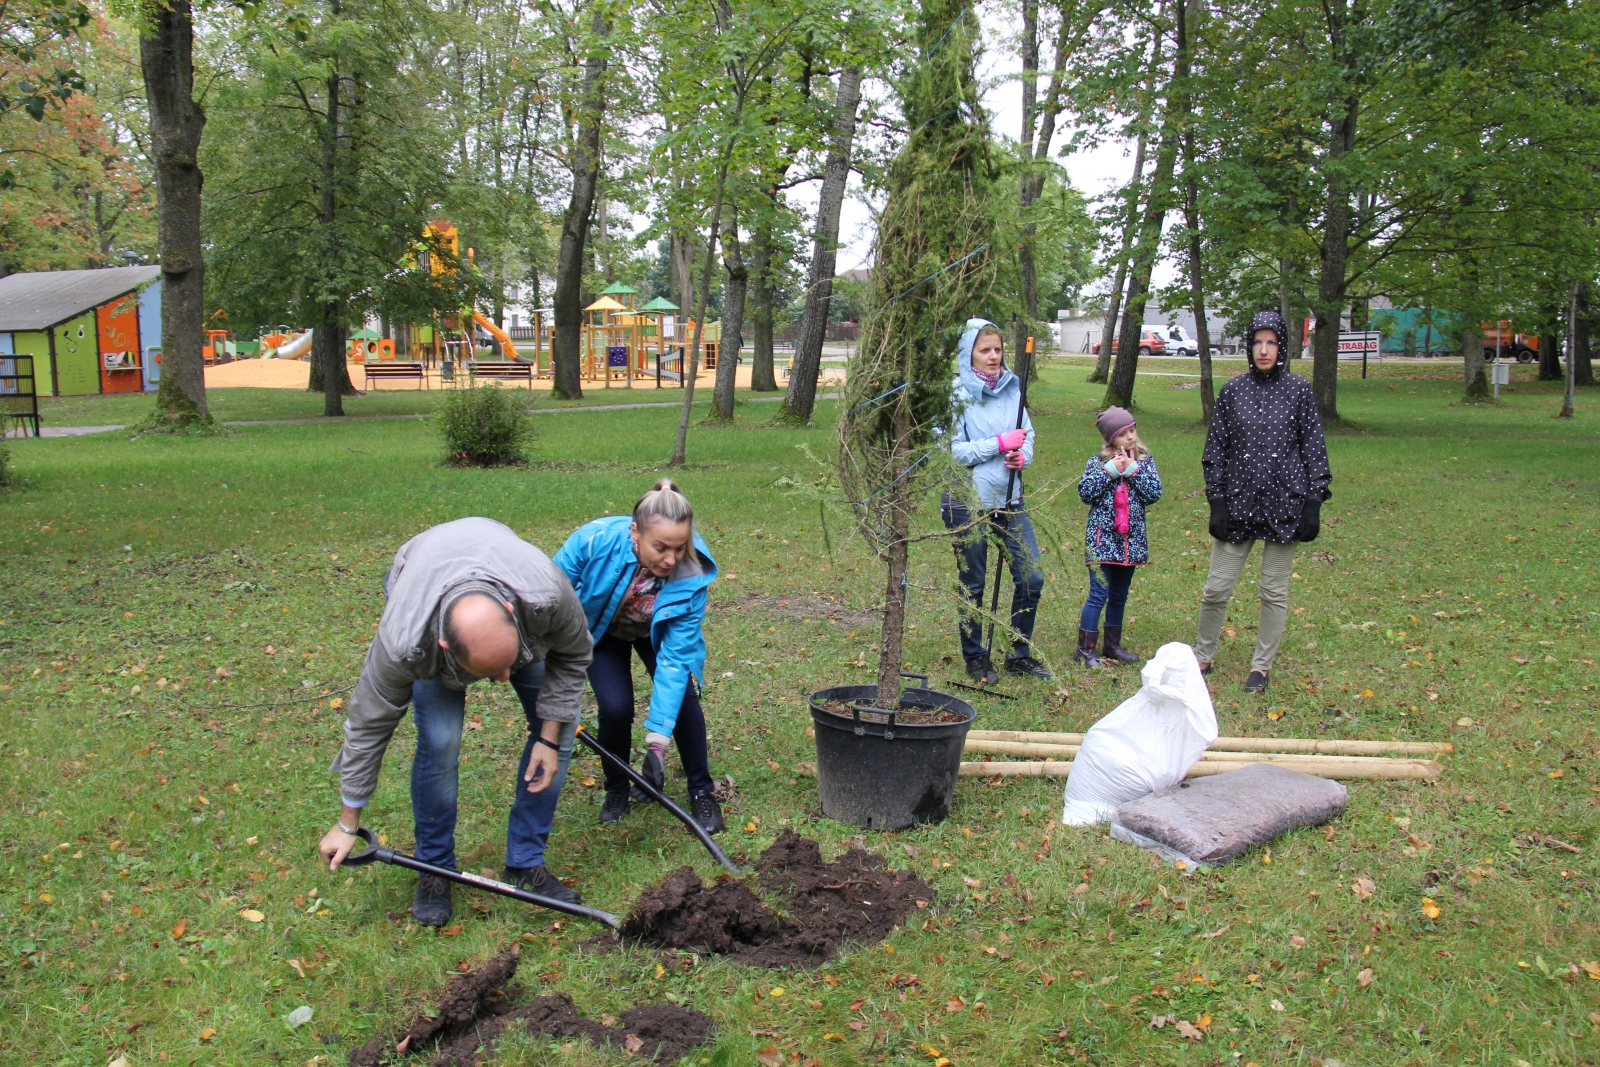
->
[837,0,994,710]
[199,0,459,416]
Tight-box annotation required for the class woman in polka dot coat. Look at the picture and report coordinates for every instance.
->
[1194,310,1332,693]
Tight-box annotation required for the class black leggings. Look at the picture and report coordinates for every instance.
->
[588,633,714,797]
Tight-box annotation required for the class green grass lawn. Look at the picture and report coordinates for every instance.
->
[1,367,1596,1066]
[37,384,791,428]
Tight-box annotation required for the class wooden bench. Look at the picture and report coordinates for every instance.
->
[364,361,426,389]
[468,360,534,387]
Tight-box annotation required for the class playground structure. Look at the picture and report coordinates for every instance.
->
[577,283,725,388]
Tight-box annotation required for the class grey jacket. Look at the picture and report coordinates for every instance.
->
[329,517,594,806]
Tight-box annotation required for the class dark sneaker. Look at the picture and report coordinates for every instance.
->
[504,864,582,905]
[410,873,452,927]
[1244,670,1270,693]
[965,656,999,685]
[689,790,726,834]
[1005,654,1053,679]
[599,786,631,825]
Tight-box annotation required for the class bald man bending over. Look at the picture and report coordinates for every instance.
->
[317,517,594,927]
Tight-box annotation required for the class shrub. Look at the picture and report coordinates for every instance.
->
[434,383,535,467]
[0,435,9,486]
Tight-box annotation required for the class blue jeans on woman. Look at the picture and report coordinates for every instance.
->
[1079,563,1136,631]
[410,660,577,872]
[588,633,715,798]
[940,493,1046,662]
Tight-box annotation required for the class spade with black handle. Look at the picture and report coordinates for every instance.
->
[339,827,621,930]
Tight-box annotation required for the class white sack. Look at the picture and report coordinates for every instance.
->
[1060,642,1218,826]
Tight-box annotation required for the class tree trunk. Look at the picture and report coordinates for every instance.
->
[1561,281,1578,418]
[712,210,746,420]
[1539,324,1562,381]
[780,66,863,424]
[1174,0,1213,424]
[1011,0,1039,374]
[1575,284,1594,386]
[670,230,693,313]
[551,12,610,400]
[1089,144,1147,383]
[308,62,354,415]
[670,145,735,466]
[1277,256,1299,360]
[140,0,209,423]
[1104,122,1177,410]
[1310,92,1356,423]
[1462,323,1488,400]
[748,226,777,390]
[874,406,913,710]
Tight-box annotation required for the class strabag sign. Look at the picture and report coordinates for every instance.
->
[1336,331,1382,361]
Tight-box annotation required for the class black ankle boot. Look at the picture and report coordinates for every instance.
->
[1074,629,1102,669]
[1101,626,1140,664]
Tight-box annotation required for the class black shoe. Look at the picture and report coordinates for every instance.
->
[599,786,631,824]
[1101,626,1140,665]
[1005,654,1053,679]
[689,790,726,834]
[1073,630,1103,669]
[410,873,452,927]
[1245,670,1270,693]
[965,656,999,685]
[504,864,582,905]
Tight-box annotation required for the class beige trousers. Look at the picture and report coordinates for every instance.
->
[1194,539,1297,672]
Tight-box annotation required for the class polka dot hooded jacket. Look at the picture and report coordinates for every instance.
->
[1201,310,1333,543]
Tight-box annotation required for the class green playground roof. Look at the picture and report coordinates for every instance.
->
[599,281,640,295]
[348,328,382,340]
[639,296,680,311]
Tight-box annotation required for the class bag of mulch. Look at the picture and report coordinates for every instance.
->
[1110,763,1348,868]
[1060,642,1218,826]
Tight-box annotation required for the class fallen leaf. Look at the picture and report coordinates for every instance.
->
[1270,999,1285,1012]
[848,1000,864,1011]
[199,1028,217,1041]
[1174,1020,1204,1041]
[1150,1014,1176,1029]
[1289,935,1306,949]
[1581,961,1600,980]
[1420,898,1441,920]
[808,1000,823,1009]
[768,987,785,997]
[109,1058,129,1067]
[623,1034,644,1054]
[946,995,966,1013]
[288,958,307,979]
[440,923,463,936]
[1406,832,1432,850]
[237,909,264,923]
[921,1045,942,1058]
[848,1020,865,1031]
[1357,968,1374,990]
[579,776,596,788]
[1351,876,1375,900]
[1072,883,1089,896]
[756,1047,782,1067]
[1456,716,1474,726]
[1267,708,1285,721]
[170,919,188,939]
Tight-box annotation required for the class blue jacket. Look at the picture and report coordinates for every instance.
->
[1079,454,1162,565]
[553,515,716,736]
[948,318,1034,508]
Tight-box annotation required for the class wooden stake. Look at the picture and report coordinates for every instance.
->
[958,757,1443,781]
[966,730,1453,757]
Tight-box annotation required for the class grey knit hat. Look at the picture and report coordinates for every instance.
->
[1096,406,1136,443]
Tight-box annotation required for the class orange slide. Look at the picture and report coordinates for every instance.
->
[471,311,518,360]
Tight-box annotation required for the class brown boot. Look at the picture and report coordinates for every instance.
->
[1074,629,1103,668]
[1101,626,1140,664]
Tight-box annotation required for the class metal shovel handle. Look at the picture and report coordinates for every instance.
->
[576,727,743,875]
[340,828,621,929]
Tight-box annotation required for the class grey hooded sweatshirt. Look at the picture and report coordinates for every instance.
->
[329,517,594,806]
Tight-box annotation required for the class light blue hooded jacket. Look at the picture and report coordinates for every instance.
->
[949,318,1035,508]
[553,515,717,737]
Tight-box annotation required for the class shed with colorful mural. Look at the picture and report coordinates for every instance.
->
[0,266,162,397]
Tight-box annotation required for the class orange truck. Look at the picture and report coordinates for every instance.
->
[1481,321,1539,364]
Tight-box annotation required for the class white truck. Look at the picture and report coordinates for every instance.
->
[1144,323,1198,356]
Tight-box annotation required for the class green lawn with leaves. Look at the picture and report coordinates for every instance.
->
[2,362,1596,1066]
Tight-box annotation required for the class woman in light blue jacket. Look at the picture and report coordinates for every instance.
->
[553,479,723,833]
[940,318,1050,684]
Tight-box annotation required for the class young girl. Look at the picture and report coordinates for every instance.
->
[1076,406,1162,667]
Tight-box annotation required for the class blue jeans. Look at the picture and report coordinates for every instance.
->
[1079,563,1136,631]
[941,493,1045,662]
[410,659,577,871]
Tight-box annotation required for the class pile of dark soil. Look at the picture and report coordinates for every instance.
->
[817,699,964,724]
[615,831,934,968]
[348,947,713,1066]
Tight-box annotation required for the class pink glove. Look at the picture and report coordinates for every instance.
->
[996,428,1027,453]
[1003,449,1026,470]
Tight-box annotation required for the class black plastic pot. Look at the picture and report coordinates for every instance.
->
[809,672,976,831]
